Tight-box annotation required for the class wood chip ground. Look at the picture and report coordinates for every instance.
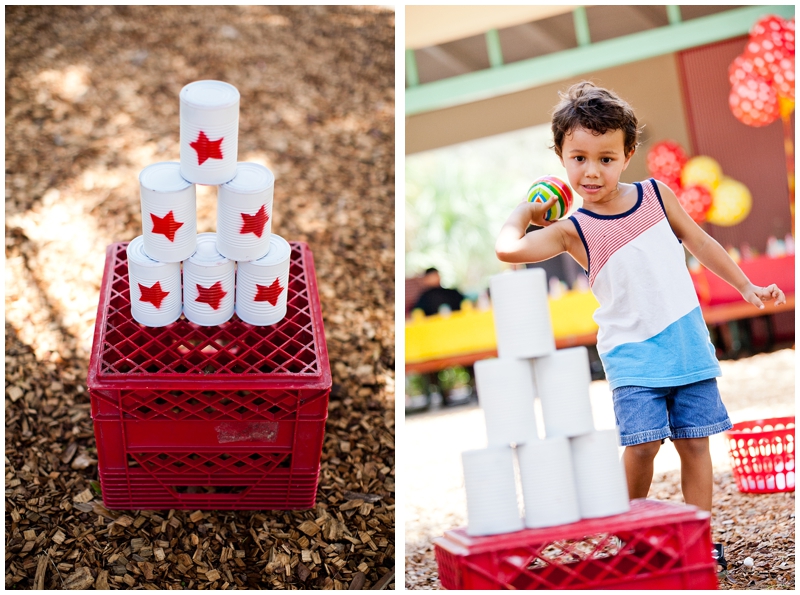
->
[6,5,394,590]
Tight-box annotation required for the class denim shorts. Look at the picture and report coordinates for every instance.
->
[611,378,732,447]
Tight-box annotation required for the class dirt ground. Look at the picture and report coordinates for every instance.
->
[405,348,795,590]
[6,5,394,590]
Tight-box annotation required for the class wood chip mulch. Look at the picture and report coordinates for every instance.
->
[651,470,795,591]
[6,5,394,590]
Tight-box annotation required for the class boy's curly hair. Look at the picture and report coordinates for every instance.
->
[551,81,640,158]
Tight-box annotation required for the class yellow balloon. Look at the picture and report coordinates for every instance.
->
[681,156,723,191]
[706,177,752,226]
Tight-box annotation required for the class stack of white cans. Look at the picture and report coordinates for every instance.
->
[128,80,291,328]
[462,268,630,537]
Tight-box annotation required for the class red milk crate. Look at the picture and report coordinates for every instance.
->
[725,416,795,494]
[434,499,717,590]
[87,241,331,510]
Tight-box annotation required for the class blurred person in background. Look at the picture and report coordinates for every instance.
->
[412,267,466,316]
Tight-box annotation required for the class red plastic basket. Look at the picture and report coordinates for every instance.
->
[434,499,717,590]
[724,416,795,494]
[88,241,331,510]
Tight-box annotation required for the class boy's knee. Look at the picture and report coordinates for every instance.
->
[674,436,710,458]
[625,440,661,460]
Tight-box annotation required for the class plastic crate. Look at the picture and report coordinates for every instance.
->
[434,499,717,590]
[88,241,331,510]
[724,416,795,493]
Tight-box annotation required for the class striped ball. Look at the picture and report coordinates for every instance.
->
[526,176,574,221]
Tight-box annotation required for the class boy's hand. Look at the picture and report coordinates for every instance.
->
[741,283,786,309]
[496,197,573,264]
[527,196,558,228]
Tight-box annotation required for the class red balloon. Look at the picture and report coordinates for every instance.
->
[750,15,795,53]
[745,38,792,82]
[729,54,756,86]
[771,53,795,100]
[646,141,687,192]
[729,73,780,127]
[743,15,795,100]
[676,185,712,223]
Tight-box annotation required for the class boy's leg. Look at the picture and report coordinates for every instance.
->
[673,437,713,512]
[622,440,661,499]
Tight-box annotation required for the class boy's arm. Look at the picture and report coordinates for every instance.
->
[657,180,786,309]
[495,197,571,264]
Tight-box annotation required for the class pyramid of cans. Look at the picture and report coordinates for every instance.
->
[128,80,290,328]
[463,268,630,536]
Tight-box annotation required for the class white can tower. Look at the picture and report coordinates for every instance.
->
[462,267,630,536]
[128,80,291,328]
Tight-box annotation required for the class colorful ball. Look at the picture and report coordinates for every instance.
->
[526,176,573,221]
[706,177,752,227]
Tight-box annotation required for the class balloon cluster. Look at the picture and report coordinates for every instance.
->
[729,14,795,127]
[646,141,751,226]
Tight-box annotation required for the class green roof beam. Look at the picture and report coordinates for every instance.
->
[406,48,420,88]
[666,5,682,25]
[406,5,794,116]
[573,7,591,46]
[485,29,504,68]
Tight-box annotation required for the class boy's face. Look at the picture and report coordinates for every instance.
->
[559,127,633,206]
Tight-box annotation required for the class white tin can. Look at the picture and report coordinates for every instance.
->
[139,162,197,262]
[217,163,275,261]
[182,233,236,326]
[127,236,182,327]
[179,80,239,185]
[235,234,291,326]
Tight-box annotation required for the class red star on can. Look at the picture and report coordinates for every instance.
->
[138,281,169,309]
[240,204,269,238]
[190,131,224,166]
[254,277,284,306]
[195,281,227,310]
[150,211,184,242]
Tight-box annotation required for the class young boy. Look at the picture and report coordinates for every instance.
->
[495,81,785,562]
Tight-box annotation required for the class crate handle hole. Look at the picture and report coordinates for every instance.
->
[171,485,246,494]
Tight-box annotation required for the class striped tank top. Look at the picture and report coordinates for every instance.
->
[569,178,720,390]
